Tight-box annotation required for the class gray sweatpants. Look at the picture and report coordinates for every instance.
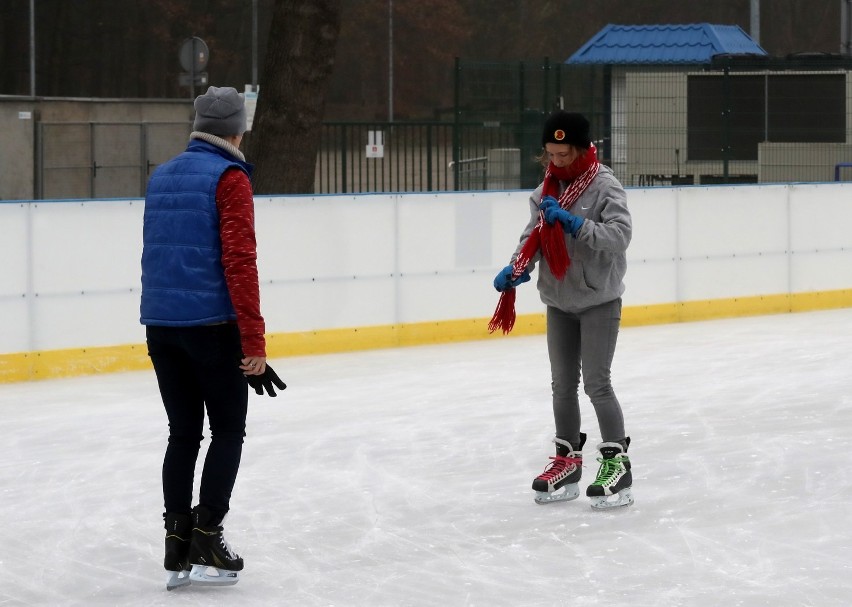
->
[546,298,626,446]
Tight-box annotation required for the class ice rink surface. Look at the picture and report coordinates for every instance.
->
[1,308,851,607]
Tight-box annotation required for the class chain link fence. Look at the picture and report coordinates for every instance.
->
[28,55,852,199]
[453,55,852,188]
[316,55,852,193]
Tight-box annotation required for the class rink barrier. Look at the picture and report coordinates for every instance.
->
[2,183,852,383]
[2,288,851,383]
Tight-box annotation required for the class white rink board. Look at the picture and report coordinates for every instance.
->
[788,183,852,292]
[624,187,678,305]
[261,278,399,332]
[678,185,790,258]
[256,195,397,280]
[679,254,790,302]
[2,182,852,354]
[0,204,28,297]
[789,183,850,251]
[791,250,852,292]
[31,200,144,294]
[398,193,459,273]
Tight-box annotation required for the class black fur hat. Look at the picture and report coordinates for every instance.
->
[541,111,591,148]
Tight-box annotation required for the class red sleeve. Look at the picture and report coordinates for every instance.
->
[216,168,266,357]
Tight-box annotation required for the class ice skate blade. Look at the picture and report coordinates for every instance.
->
[166,569,191,591]
[189,564,240,586]
[534,483,580,504]
[590,487,633,510]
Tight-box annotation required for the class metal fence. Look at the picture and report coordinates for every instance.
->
[315,55,852,193]
[314,121,538,194]
[452,55,852,187]
[30,55,852,199]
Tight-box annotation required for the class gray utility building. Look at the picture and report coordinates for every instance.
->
[568,23,852,186]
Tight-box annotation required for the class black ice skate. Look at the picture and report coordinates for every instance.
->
[164,512,192,590]
[188,505,243,586]
[532,434,586,504]
[586,439,634,510]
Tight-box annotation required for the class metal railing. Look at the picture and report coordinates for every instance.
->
[314,121,534,193]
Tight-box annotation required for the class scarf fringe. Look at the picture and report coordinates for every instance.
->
[487,229,540,334]
[487,288,517,334]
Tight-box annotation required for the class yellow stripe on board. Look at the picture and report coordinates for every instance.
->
[2,289,851,384]
[0,344,152,384]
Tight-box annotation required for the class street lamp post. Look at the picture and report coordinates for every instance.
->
[750,0,760,45]
[388,0,393,123]
[252,0,258,89]
[29,0,35,97]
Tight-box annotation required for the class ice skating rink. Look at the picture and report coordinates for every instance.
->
[2,308,851,607]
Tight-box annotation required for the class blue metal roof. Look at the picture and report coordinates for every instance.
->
[566,23,768,65]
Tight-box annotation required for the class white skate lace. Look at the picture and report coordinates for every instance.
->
[537,455,582,481]
[219,534,239,560]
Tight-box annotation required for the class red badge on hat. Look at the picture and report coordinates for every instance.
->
[554,129,565,141]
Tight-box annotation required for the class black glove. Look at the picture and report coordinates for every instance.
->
[246,364,287,397]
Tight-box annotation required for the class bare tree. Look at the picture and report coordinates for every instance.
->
[249,0,341,194]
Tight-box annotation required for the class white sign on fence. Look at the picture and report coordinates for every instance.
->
[366,130,384,158]
[244,85,259,131]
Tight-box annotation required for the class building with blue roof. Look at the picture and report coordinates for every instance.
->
[562,24,850,186]
[567,23,768,65]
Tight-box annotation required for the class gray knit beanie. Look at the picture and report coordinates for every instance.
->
[193,86,247,136]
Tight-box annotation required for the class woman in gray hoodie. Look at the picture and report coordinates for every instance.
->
[492,111,634,510]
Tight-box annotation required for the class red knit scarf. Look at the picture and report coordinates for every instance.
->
[488,144,600,334]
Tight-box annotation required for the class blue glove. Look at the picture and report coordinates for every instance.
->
[493,264,531,292]
[539,195,560,210]
[540,195,585,236]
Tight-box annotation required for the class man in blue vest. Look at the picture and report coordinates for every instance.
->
[141,85,285,590]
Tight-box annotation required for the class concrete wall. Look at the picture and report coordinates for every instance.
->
[1,183,852,382]
[0,101,38,200]
[759,142,852,182]
[0,97,192,200]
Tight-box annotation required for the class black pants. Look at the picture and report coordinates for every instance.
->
[147,324,248,524]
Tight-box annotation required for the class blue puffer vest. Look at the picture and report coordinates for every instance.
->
[140,138,253,327]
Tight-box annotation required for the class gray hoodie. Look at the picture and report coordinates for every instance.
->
[511,165,631,314]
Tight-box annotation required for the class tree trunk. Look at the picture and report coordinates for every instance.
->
[249,0,341,194]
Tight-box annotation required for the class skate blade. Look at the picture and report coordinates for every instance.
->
[590,487,634,510]
[166,569,191,591]
[189,564,239,586]
[534,483,580,504]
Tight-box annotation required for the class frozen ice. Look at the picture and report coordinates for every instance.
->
[1,308,851,606]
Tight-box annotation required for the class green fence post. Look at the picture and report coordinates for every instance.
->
[426,124,433,191]
[520,109,543,189]
[340,125,348,194]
